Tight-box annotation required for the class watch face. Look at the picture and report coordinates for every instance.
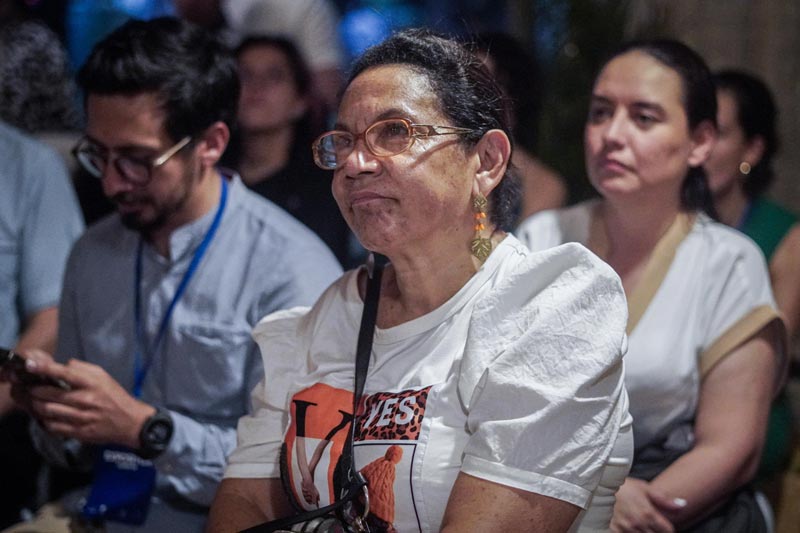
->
[147,420,172,444]
[138,410,173,459]
[142,411,174,452]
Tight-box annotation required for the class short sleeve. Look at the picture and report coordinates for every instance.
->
[224,307,310,479]
[698,229,784,379]
[458,243,630,508]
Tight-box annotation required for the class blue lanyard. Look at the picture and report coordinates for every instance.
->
[133,176,228,398]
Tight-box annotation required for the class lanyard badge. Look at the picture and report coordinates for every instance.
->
[81,445,157,525]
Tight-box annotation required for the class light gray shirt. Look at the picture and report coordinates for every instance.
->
[35,173,342,531]
[0,121,84,347]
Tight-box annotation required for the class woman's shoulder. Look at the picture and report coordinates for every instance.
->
[685,216,776,320]
[515,200,596,252]
[484,237,627,339]
[690,215,769,270]
[460,238,628,405]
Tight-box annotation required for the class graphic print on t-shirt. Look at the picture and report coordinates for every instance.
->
[283,383,354,511]
[283,383,432,532]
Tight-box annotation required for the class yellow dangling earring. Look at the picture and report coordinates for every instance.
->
[470,194,492,261]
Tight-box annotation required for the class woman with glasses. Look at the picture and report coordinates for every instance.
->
[517,40,785,531]
[209,29,633,533]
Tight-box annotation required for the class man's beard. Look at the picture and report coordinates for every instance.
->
[114,164,195,235]
[119,203,173,234]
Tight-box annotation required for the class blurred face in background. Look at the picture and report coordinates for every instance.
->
[237,43,307,134]
[584,51,710,205]
[704,89,763,196]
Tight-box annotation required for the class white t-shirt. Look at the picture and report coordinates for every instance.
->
[516,202,783,455]
[227,236,633,532]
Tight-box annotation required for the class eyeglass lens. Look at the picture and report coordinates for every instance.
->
[75,136,191,185]
[315,119,414,170]
[75,146,151,184]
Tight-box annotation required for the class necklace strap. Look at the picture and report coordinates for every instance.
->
[242,253,387,533]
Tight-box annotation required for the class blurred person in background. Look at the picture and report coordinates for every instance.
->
[0,14,86,529]
[518,40,785,531]
[223,35,352,267]
[0,20,81,134]
[0,17,114,224]
[0,121,84,528]
[704,69,800,512]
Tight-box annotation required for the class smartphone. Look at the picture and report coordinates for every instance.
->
[0,347,71,391]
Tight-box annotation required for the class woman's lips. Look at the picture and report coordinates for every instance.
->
[596,157,631,174]
[349,190,389,207]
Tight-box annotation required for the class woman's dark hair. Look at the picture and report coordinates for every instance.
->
[598,39,718,216]
[77,16,239,143]
[347,28,520,231]
[236,35,312,99]
[713,70,778,200]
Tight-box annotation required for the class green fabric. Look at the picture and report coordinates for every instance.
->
[758,393,793,478]
[740,198,798,479]
[740,197,797,261]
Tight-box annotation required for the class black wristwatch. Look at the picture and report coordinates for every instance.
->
[138,407,174,459]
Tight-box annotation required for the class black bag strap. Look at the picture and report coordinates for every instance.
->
[241,253,387,533]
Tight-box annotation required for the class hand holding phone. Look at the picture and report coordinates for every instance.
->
[0,347,72,391]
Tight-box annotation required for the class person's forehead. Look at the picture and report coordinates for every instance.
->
[338,64,444,126]
[595,51,684,107]
[85,92,170,148]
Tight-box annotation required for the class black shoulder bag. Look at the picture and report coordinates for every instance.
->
[241,253,387,533]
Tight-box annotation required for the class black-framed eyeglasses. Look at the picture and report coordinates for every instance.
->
[72,136,192,186]
[312,117,476,170]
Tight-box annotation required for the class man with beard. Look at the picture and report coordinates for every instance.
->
[4,17,341,532]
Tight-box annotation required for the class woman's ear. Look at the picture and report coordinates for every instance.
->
[687,119,717,167]
[743,135,766,168]
[195,121,230,168]
[472,129,511,197]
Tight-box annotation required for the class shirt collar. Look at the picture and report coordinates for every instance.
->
[147,169,242,265]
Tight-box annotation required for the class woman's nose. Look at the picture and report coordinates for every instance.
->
[342,139,380,176]
[602,111,627,147]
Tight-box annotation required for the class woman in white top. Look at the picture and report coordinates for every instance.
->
[208,29,633,533]
[517,40,785,532]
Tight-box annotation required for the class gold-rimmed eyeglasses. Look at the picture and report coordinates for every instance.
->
[312,117,476,170]
[72,135,192,186]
